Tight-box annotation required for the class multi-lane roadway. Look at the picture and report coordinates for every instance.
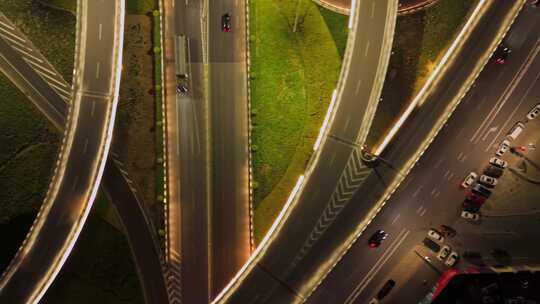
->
[307,1,539,303]
[0,1,125,302]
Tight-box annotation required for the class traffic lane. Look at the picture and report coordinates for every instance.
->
[81,1,117,93]
[305,0,523,301]
[0,95,108,302]
[0,37,66,122]
[102,159,169,304]
[209,2,239,64]
[209,60,251,296]
[329,0,392,142]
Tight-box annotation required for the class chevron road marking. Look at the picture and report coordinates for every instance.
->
[292,146,373,265]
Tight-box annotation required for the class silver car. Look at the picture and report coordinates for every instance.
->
[461,210,480,221]
[496,140,510,157]
[526,103,540,120]
[489,157,507,169]
[479,175,498,187]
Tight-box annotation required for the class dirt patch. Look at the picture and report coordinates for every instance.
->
[113,16,156,210]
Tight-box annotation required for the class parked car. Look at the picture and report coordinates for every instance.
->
[479,175,498,187]
[461,210,480,221]
[507,122,525,141]
[368,230,388,248]
[377,279,396,300]
[445,251,459,266]
[461,172,478,188]
[489,157,507,169]
[484,165,504,178]
[423,238,441,253]
[496,140,511,157]
[427,229,444,243]
[176,84,188,94]
[472,184,492,198]
[466,192,486,205]
[438,245,451,260]
[526,103,540,120]
[439,225,456,238]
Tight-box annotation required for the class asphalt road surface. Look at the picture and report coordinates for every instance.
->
[307,2,540,304]
[0,14,168,304]
[214,1,396,303]
[208,0,252,299]
[0,1,125,302]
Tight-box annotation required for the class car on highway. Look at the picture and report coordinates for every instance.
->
[221,13,231,32]
[461,172,477,188]
[489,157,507,169]
[176,84,188,94]
[527,104,540,120]
[484,164,504,178]
[472,183,492,198]
[494,45,511,64]
[368,230,388,248]
[427,229,444,243]
[461,210,480,221]
[377,279,396,300]
[479,175,498,187]
[496,139,510,157]
[437,245,451,260]
[445,251,459,267]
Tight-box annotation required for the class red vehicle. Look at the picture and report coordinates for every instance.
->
[466,192,486,206]
[221,13,231,32]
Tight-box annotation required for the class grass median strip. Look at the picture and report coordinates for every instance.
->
[251,0,343,243]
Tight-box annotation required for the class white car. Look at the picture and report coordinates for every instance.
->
[461,210,480,221]
[496,140,510,157]
[445,251,459,266]
[489,157,507,169]
[427,229,444,243]
[479,175,498,187]
[526,104,540,120]
[461,172,478,188]
[437,245,451,260]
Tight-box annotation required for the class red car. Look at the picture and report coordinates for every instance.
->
[466,192,486,206]
[221,13,231,32]
[368,230,388,248]
[493,45,511,64]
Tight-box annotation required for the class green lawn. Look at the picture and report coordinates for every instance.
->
[0,75,59,223]
[366,0,474,147]
[251,0,342,243]
[39,0,155,15]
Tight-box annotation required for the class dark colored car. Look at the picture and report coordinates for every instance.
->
[493,45,511,64]
[368,230,388,248]
[423,238,441,253]
[377,279,396,300]
[484,165,503,178]
[221,13,231,32]
[472,184,492,198]
[463,200,480,213]
[466,192,486,206]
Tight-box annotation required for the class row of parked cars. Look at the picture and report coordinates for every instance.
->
[423,229,459,267]
[460,103,540,219]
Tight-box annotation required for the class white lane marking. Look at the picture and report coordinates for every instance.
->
[0,26,25,43]
[443,169,450,179]
[455,126,465,138]
[434,157,444,168]
[364,41,370,57]
[481,125,499,141]
[343,115,352,131]
[412,186,422,197]
[470,36,540,143]
[98,23,103,40]
[476,95,487,109]
[485,71,540,152]
[430,188,438,196]
[329,152,337,167]
[91,100,96,117]
[459,154,468,162]
[446,172,454,181]
[391,214,400,225]
[345,229,410,304]
[419,208,427,217]
[176,97,180,156]
[11,45,43,63]
[71,175,79,190]
[0,32,31,51]
[355,78,363,95]
[416,205,423,214]
[370,2,376,19]
[83,138,89,154]
[0,19,15,30]
[457,152,463,161]
[96,61,101,79]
